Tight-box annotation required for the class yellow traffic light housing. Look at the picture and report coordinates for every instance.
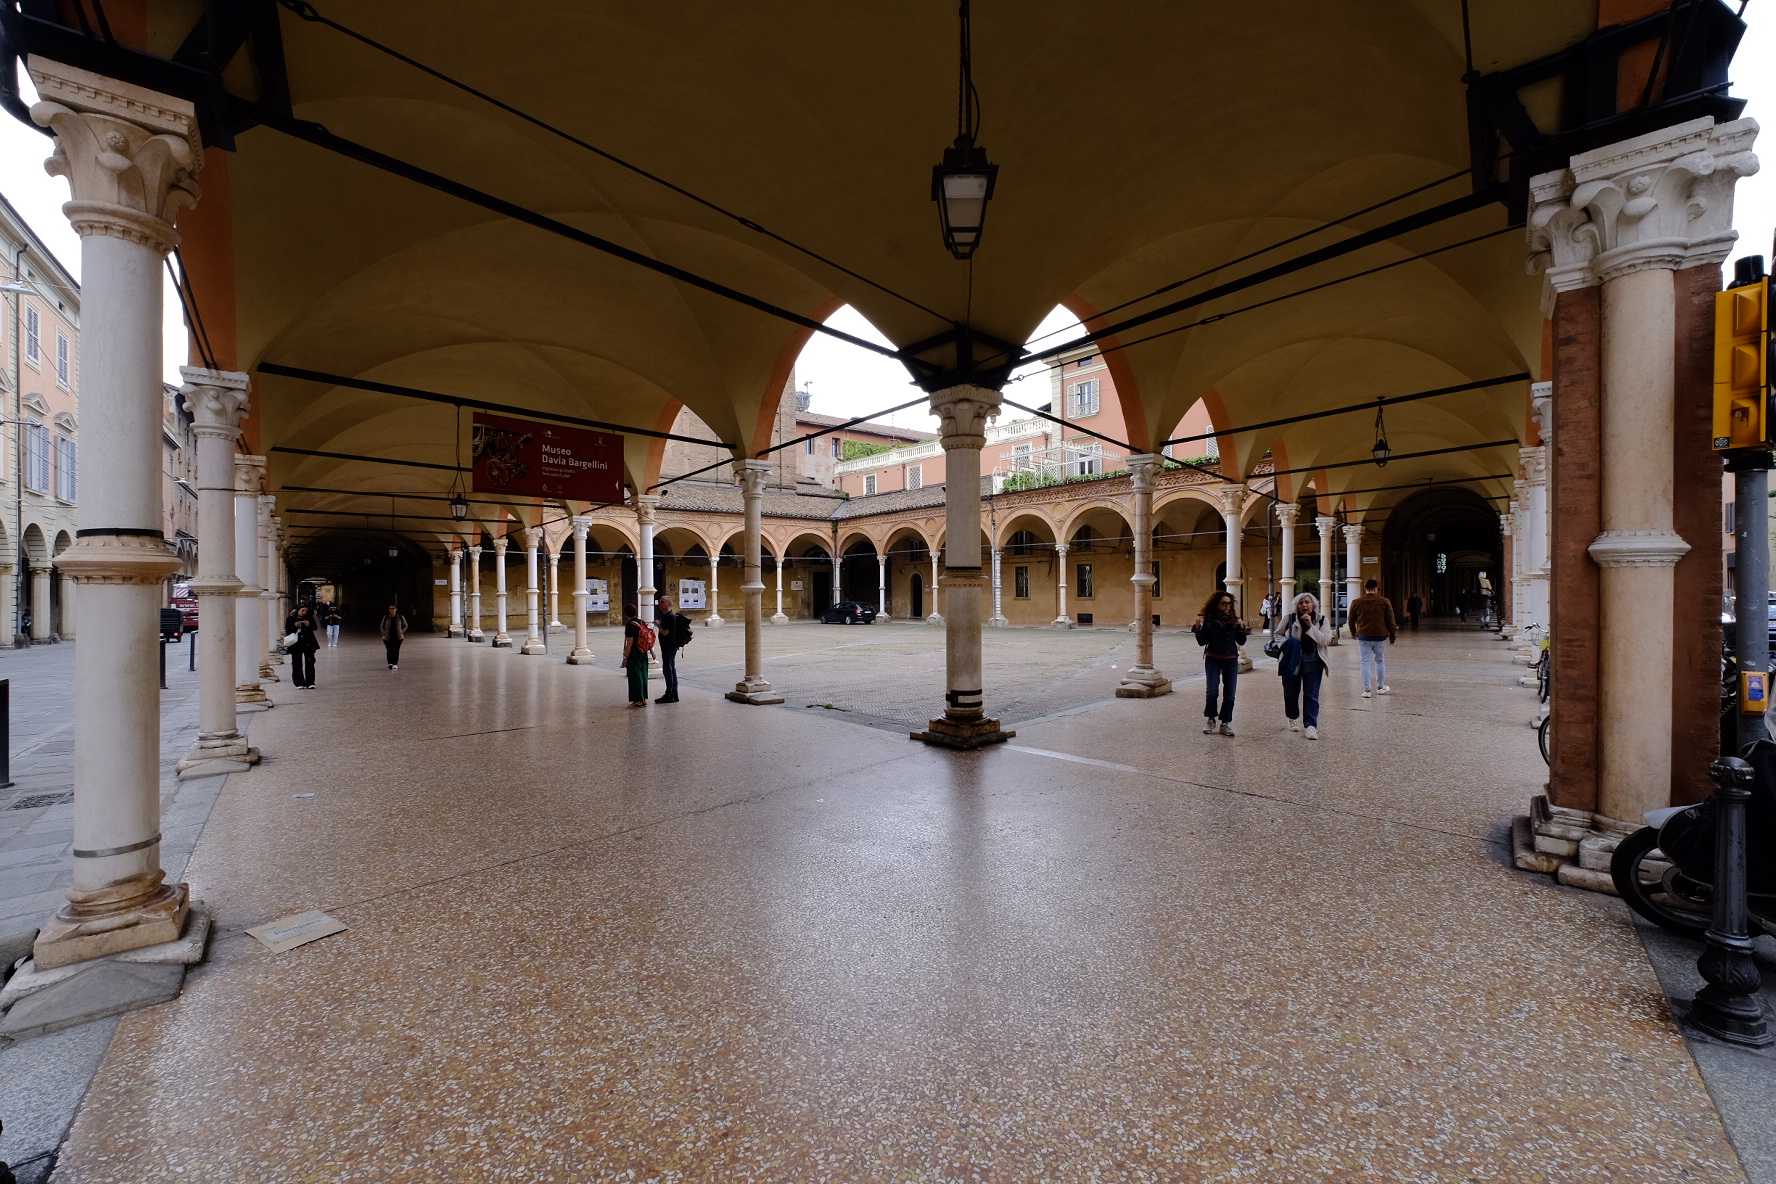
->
[1714,276,1771,451]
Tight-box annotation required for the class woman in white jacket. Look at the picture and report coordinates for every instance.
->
[1272,592,1332,739]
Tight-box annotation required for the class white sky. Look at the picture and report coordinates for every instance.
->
[0,8,1770,412]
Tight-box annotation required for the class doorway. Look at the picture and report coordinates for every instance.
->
[812,570,833,611]
[910,573,923,619]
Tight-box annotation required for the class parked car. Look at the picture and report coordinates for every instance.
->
[170,583,199,631]
[821,600,877,625]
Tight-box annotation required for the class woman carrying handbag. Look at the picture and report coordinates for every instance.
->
[1269,591,1331,739]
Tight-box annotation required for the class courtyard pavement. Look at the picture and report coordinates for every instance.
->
[1,620,1772,1181]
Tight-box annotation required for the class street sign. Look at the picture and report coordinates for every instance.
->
[472,413,622,503]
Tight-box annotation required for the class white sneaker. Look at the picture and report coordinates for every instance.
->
[1219,722,1235,737]
[1362,690,1372,698]
[1305,726,1319,740]
[1203,720,1217,734]
[1288,719,1300,732]
[1377,685,1391,695]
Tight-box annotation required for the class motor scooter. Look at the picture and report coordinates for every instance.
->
[1610,738,1776,939]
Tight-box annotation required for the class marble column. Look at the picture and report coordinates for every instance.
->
[176,369,255,775]
[234,456,268,703]
[1117,453,1171,697]
[467,544,485,642]
[635,495,660,673]
[447,545,463,637]
[547,546,562,630]
[1315,514,1338,643]
[926,549,944,624]
[1499,512,1514,631]
[727,460,783,703]
[57,570,75,640]
[1217,483,1247,614]
[1527,116,1756,824]
[568,516,593,664]
[1052,542,1072,627]
[771,552,787,623]
[520,528,544,654]
[1343,523,1364,623]
[913,385,1010,748]
[1276,502,1300,613]
[259,499,280,676]
[29,566,52,641]
[28,60,200,968]
[988,547,1007,627]
[877,553,888,620]
[1520,382,1553,630]
[707,549,724,626]
[490,536,512,647]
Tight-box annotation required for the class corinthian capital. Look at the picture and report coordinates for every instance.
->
[233,454,266,495]
[1528,116,1759,293]
[1275,502,1300,529]
[1125,453,1158,492]
[179,367,250,439]
[734,458,772,499]
[929,384,1002,450]
[1215,483,1247,518]
[28,58,202,252]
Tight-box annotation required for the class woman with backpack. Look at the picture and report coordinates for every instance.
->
[621,602,653,707]
[1191,590,1249,736]
[1270,591,1332,739]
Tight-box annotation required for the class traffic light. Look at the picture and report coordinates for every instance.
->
[1714,259,1770,451]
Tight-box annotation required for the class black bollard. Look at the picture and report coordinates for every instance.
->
[0,679,10,789]
[188,629,196,672]
[0,1117,15,1184]
[1691,755,1774,1046]
[159,637,168,691]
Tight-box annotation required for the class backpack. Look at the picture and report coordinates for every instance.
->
[634,620,657,653]
[674,614,694,649]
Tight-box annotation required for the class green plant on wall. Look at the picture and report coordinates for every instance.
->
[841,439,894,462]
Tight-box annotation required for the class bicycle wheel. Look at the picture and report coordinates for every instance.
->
[1538,715,1550,766]
[1610,826,1712,939]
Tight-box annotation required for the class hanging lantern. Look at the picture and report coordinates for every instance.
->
[932,136,998,259]
[1372,398,1391,467]
[450,493,469,520]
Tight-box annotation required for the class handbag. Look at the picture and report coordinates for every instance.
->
[282,632,299,648]
[1262,636,1281,659]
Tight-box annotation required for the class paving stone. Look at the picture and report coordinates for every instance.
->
[0,961,186,1041]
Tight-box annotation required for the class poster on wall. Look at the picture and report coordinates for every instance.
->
[677,578,707,610]
[586,578,611,613]
[471,413,622,503]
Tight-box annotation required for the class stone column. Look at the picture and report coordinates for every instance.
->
[988,546,1007,627]
[706,549,724,626]
[771,551,787,623]
[1217,483,1247,614]
[1315,514,1338,642]
[27,60,200,968]
[926,549,944,624]
[727,460,783,703]
[57,570,76,640]
[833,551,844,614]
[491,536,512,646]
[635,495,660,672]
[1526,115,1756,826]
[568,516,593,664]
[1276,502,1300,613]
[520,527,544,654]
[259,498,280,676]
[1343,523,1364,625]
[548,546,562,629]
[29,566,52,641]
[176,369,255,776]
[1498,511,1514,632]
[1052,542,1072,627]
[447,545,463,637]
[1519,385,1552,630]
[914,384,1011,748]
[467,544,485,642]
[1117,453,1171,697]
[877,552,888,620]
[234,456,268,703]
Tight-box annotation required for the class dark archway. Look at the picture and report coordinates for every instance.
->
[1380,487,1503,624]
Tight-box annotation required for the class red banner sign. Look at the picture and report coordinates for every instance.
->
[471,413,622,504]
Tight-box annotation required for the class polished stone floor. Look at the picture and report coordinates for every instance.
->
[41,624,1755,1181]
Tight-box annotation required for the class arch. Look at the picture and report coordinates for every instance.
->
[52,530,73,556]
[992,507,1059,549]
[1058,502,1134,550]
[21,524,48,566]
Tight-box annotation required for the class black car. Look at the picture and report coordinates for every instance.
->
[821,600,877,624]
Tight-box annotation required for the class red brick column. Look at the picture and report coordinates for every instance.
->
[1548,288,1602,814]
[1671,262,1726,805]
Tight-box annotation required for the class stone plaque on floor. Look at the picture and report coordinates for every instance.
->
[246,911,348,954]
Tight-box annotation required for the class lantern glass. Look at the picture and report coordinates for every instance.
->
[931,138,998,259]
[450,493,469,520]
[1372,439,1390,467]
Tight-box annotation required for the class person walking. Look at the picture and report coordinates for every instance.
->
[621,602,654,707]
[1272,591,1332,739]
[324,602,343,646]
[283,604,320,690]
[654,594,691,704]
[1349,578,1397,698]
[1259,593,1274,632]
[380,604,408,670]
[1406,592,1423,631]
[1192,590,1249,736]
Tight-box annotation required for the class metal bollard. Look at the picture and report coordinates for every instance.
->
[0,679,11,789]
[1691,755,1774,1046]
[188,629,197,672]
[159,637,168,691]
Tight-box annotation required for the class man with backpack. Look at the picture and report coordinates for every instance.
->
[655,594,693,704]
[621,602,656,707]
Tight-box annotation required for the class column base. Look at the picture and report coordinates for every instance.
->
[1510,794,1641,894]
[1115,669,1173,698]
[706,614,725,627]
[259,662,279,681]
[727,677,784,705]
[567,648,595,665]
[33,876,191,971]
[520,640,546,655]
[926,613,945,625]
[1,903,211,1041]
[236,684,270,706]
[912,715,1014,750]
[1051,617,1074,629]
[770,613,789,624]
[467,629,485,643]
[177,732,260,779]
[988,615,1007,628]
[492,634,513,648]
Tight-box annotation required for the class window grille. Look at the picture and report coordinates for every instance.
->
[907,464,922,490]
[864,474,877,495]
[1014,565,1029,598]
[1076,563,1094,599]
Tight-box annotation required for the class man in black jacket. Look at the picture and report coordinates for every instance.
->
[654,595,691,703]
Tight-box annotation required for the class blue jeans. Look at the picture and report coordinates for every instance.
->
[660,645,680,698]
[1358,636,1387,691]
[1283,665,1322,727]
[1203,656,1239,722]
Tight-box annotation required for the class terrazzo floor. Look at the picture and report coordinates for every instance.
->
[48,624,1748,1182]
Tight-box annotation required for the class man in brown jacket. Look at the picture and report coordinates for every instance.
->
[1349,579,1396,698]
